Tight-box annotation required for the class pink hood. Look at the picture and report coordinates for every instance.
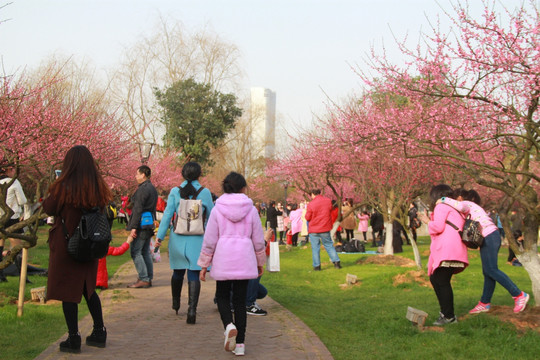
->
[198,193,266,280]
[214,193,254,223]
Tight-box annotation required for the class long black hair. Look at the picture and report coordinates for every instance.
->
[48,145,112,209]
[180,162,202,198]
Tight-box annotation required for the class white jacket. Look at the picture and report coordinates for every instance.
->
[0,177,28,219]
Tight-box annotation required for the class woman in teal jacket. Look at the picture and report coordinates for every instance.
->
[156,162,214,324]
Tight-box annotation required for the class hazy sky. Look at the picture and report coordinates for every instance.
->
[0,0,524,131]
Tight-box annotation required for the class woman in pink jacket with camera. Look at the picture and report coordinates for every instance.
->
[418,184,469,326]
[198,172,271,356]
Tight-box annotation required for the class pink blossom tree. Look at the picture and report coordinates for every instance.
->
[268,107,449,264]
[325,98,453,260]
[358,0,540,300]
[0,74,133,269]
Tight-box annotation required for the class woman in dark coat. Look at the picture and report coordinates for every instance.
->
[43,145,112,353]
[391,220,409,253]
[265,201,281,236]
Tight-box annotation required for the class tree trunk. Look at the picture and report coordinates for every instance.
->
[517,210,539,306]
[409,235,422,270]
[516,249,540,306]
[384,222,393,255]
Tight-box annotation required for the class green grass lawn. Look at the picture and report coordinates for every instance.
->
[262,237,539,360]
[1,225,538,360]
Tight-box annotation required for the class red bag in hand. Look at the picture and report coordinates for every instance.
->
[265,231,275,256]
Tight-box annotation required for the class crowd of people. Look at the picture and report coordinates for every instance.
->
[258,196,415,256]
[0,145,533,356]
[259,186,530,327]
[38,148,273,356]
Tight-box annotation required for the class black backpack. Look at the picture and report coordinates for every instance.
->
[62,207,112,262]
[442,204,484,249]
[343,241,358,253]
[351,239,365,253]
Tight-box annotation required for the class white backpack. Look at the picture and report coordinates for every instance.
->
[173,186,205,235]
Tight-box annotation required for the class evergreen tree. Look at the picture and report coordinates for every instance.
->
[155,78,242,165]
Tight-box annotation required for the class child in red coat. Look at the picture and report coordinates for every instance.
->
[96,236,133,289]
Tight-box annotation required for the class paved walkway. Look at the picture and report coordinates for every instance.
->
[35,254,333,360]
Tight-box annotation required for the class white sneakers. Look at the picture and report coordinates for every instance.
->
[224,322,245,355]
[232,343,245,356]
[224,323,238,352]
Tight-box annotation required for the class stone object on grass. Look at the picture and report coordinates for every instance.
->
[406,306,428,328]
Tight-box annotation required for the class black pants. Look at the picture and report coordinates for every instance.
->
[215,280,248,343]
[372,229,383,246]
[410,227,417,242]
[292,233,299,246]
[62,284,104,335]
[345,229,354,241]
[429,267,455,318]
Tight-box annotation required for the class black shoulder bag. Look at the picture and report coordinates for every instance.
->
[441,203,484,249]
[62,207,112,262]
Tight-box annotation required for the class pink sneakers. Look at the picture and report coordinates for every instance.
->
[513,292,529,313]
[469,301,491,314]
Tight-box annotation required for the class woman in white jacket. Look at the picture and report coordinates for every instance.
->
[0,166,27,282]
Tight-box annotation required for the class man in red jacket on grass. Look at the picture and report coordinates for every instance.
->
[305,189,341,271]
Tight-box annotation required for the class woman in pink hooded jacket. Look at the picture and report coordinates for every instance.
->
[440,189,529,314]
[198,172,270,356]
[418,184,468,326]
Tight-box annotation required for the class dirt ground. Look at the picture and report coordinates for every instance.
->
[358,254,540,333]
[357,254,417,267]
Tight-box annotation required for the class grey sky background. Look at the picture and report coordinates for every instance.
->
[0,0,525,131]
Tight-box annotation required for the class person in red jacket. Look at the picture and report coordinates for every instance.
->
[305,189,341,271]
[96,236,133,289]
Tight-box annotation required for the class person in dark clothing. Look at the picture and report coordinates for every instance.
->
[509,210,523,234]
[42,145,112,353]
[392,220,409,253]
[507,230,523,266]
[127,165,158,289]
[408,203,420,244]
[370,210,384,247]
[265,201,282,239]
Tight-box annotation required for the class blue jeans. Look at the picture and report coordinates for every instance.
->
[480,230,521,303]
[130,229,154,282]
[309,232,340,267]
[246,276,267,307]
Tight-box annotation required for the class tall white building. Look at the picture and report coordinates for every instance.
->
[250,87,276,159]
